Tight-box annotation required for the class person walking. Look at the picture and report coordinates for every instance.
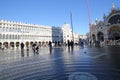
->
[20,42,24,57]
[21,43,24,49]
[67,40,70,52]
[70,40,74,51]
[35,43,39,54]
[32,43,36,55]
[49,41,52,53]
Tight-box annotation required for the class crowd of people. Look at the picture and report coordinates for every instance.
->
[67,40,74,52]
[88,39,120,47]
[1,39,119,54]
[20,41,53,55]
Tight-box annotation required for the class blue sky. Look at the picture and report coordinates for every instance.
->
[0,0,120,35]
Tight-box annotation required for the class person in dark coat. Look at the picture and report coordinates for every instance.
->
[70,40,74,51]
[49,41,52,53]
[35,43,39,54]
[21,43,24,57]
[32,43,36,54]
[21,43,24,49]
[67,40,70,52]
[80,41,84,48]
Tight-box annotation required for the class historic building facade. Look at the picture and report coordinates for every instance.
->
[0,20,62,48]
[61,23,80,44]
[0,20,80,49]
[62,23,73,43]
[87,4,120,43]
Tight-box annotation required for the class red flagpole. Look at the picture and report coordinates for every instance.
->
[86,0,92,42]
[86,0,91,31]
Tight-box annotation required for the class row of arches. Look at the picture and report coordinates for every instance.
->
[0,41,63,49]
[92,26,120,41]
[92,32,104,41]
[108,26,120,40]
[0,41,50,49]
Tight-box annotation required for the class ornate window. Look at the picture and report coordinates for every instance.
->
[108,15,120,24]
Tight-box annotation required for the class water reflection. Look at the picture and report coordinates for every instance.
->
[26,48,29,57]
[49,47,52,54]
[49,41,52,54]
[68,46,70,53]
[21,48,30,57]
[67,46,74,54]
[21,49,24,57]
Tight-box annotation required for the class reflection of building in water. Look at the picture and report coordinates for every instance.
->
[87,3,120,42]
[0,21,81,49]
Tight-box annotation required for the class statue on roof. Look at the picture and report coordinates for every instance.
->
[110,2,117,13]
[112,3,115,9]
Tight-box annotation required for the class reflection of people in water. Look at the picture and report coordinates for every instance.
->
[21,47,29,57]
[67,40,70,52]
[21,42,24,57]
[21,49,24,57]
[26,48,29,56]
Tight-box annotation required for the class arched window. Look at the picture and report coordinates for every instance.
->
[108,15,120,24]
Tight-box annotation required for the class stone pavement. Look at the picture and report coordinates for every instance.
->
[0,45,120,80]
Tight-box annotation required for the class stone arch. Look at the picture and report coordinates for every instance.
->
[107,13,120,25]
[10,42,14,48]
[46,41,48,45]
[3,42,8,48]
[16,42,20,48]
[42,41,45,46]
[97,32,104,41]
[108,26,120,40]
[30,41,33,46]
[26,42,29,48]
[35,41,37,44]
[39,41,41,46]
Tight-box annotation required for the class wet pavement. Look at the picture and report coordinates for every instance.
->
[0,45,120,80]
